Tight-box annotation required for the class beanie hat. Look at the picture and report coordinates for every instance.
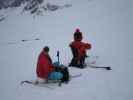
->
[75,28,80,33]
[43,46,49,52]
[74,28,82,41]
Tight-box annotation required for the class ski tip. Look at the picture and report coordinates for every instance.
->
[106,67,112,70]
[20,80,33,85]
[35,38,40,40]
[20,81,25,85]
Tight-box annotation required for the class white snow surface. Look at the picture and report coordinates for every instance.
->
[0,0,133,100]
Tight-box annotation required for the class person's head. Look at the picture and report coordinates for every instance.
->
[73,28,83,41]
[43,46,49,54]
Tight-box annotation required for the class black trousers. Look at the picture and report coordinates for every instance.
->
[69,55,85,68]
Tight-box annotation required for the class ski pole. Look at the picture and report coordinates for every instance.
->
[57,51,60,66]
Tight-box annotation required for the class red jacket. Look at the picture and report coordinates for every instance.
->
[70,41,91,59]
[36,51,54,79]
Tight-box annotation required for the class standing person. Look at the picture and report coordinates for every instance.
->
[69,28,92,68]
[36,46,69,84]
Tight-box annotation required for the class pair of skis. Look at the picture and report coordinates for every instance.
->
[69,64,111,71]
[20,73,82,89]
[20,80,57,89]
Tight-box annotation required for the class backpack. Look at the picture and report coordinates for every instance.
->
[54,66,69,83]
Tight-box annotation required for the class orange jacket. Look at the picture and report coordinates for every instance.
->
[70,41,91,59]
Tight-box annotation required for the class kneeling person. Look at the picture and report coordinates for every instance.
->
[69,28,92,68]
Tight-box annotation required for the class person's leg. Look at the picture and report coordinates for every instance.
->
[78,56,86,68]
[61,67,69,83]
[69,46,79,66]
[69,57,78,66]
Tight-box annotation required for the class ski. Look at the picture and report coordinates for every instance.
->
[70,73,82,78]
[21,38,40,42]
[5,38,40,45]
[69,64,111,70]
[58,73,82,87]
[87,64,112,70]
[20,80,55,89]
[20,73,82,88]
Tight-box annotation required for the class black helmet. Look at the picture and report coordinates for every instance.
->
[43,46,49,52]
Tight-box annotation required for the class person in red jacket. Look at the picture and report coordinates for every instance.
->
[69,28,92,68]
[36,46,55,83]
[36,46,69,84]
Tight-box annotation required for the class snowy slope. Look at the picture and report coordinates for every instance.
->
[0,0,133,100]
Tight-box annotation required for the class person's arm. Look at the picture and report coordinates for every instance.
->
[77,42,91,59]
[69,42,73,47]
[84,43,91,49]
